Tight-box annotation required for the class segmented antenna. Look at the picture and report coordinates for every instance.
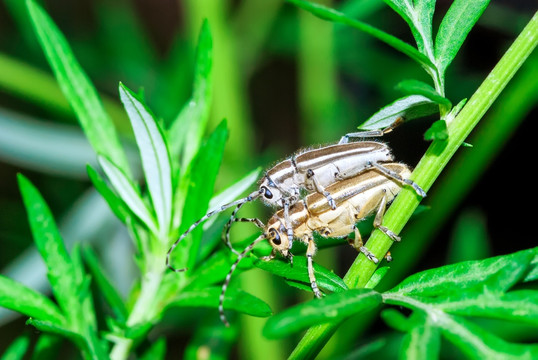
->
[219,234,267,327]
[166,189,263,272]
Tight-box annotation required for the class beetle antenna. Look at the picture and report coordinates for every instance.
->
[166,189,263,272]
[220,234,267,327]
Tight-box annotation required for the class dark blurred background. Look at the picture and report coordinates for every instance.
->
[0,0,536,358]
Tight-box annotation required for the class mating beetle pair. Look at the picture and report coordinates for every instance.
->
[166,120,426,326]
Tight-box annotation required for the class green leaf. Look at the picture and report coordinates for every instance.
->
[447,209,491,263]
[365,266,390,289]
[86,164,131,225]
[1,335,30,360]
[254,256,348,294]
[119,83,173,237]
[31,334,62,360]
[177,120,228,269]
[396,79,452,107]
[359,95,439,130]
[0,275,65,325]
[169,287,272,318]
[26,0,130,176]
[263,289,381,338]
[435,0,491,75]
[139,338,167,360]
[423,119,448,141]
[98,155,157,234]
[430,290,538,327]
[387,248,537,297]
[399,311,440,360]
[289,0,434,69]
[17,175,79,322]
[26,319,88,352]
[82,246,128,322]
[169,19,213,167]
[438,314,538,359]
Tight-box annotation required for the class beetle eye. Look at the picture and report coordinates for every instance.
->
[269,228,281,245]
[262,186,273,199]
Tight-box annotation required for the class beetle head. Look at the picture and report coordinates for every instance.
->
[265,220,291,258]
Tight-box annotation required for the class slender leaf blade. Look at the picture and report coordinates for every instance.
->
[254,256,348,294]
[169,287,272,317]
[0,275,65,325]
[1,335,30,360]
[263,289,381,338]
[396,79,452,107]
[359,95,439,130]
[26,0,130,176]
[400,312,440,360]
[435,0,491,74]
[119,83,172,236]
[289,0,434,68]
[98,155,157,233]
[169,19,213,167]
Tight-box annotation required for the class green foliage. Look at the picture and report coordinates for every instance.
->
[0,0,536,359]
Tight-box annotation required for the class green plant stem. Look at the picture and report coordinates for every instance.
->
[0,52,129,133]
[289,11,538,359]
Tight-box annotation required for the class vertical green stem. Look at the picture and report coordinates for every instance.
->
[289,11,537,360]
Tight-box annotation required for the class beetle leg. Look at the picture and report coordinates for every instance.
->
[306,236,323,298]
[261,249,276,262]
[282,199,295,252]
[373,190,401,242]
[339,117,404,143]
[306,169,336,210]
[369,162,427,198]
[348,225,378,264]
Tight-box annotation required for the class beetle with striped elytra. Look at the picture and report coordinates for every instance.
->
[165,118,425,272]
[218,162,424,326]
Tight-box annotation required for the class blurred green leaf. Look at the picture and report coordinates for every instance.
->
[139,338,167,360]
[26,319,88,352]
[447,209,491,263]
[169,19,213,167]
[396,79,452,107]
[435,0,491,75]
[177,120,228,270]
[0,275,64,325]
[26,0,131,176]
[289,0,434,69]
[359,95,439,130]
[254,256,348,294]
[184,315,237,360]
[169,287,272,318]
[365,266,390,289]
[423,119,448,141]
[98,155,157,234]
[30,334,62,360]
[263,289,381,338]
[119,83,173,237]
[82,246,128,322]
[1,335,30,360]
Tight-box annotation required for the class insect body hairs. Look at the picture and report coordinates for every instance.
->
[219,162,425,326]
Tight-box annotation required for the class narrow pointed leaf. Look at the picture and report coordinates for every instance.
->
[359,95,439,130]
[86,164,131,225]
[435,0,491,74]
[424,119,448,141]
[1,335,30,360]
[0,275,64,325]
[289,0,434,69]
[396,79,452,107]
[82,247,128,322]
[169,19,213,166]
[98,155,157,233]
[263,289,381,338]
[17,175,78,319]
[400,312,440,360]
[119,83,172,236]
[254,256,348,293]
[139,338,166,360]
[26,319,88,353]
[169,287,272,317]
[26,0,130,176]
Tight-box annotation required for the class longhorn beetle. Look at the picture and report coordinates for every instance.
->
[166,120,424,271]
[219,162,424,326]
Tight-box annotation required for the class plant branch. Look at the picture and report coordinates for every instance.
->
[289,11,537,359]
